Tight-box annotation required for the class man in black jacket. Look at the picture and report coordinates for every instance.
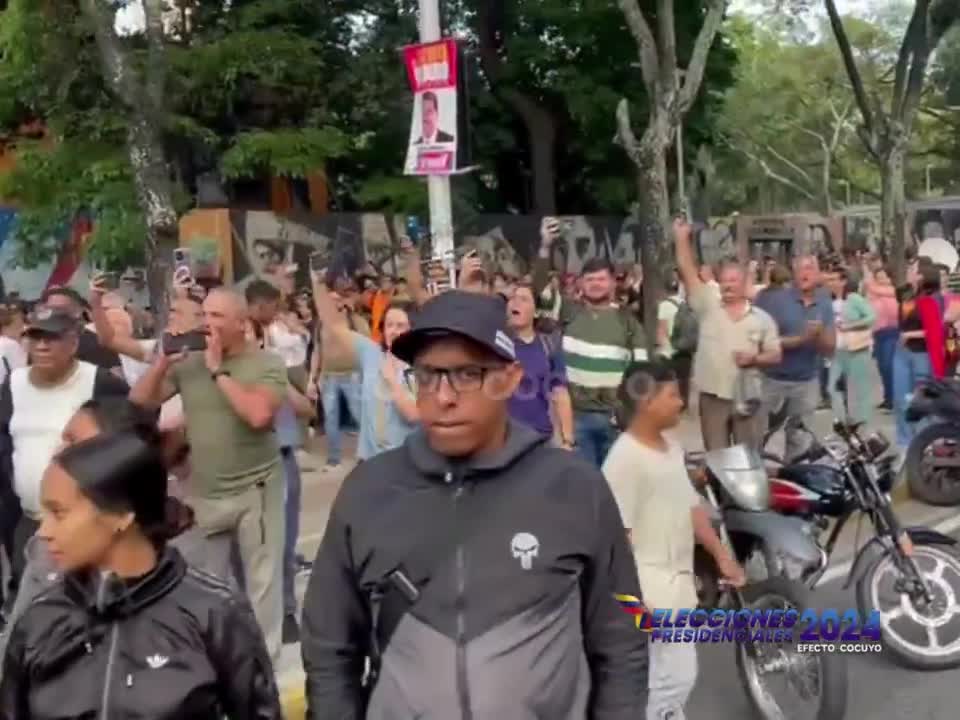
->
[301,290,648,719]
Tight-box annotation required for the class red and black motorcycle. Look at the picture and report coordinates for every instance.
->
[762,410,960,670]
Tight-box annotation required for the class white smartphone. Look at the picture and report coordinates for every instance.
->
[173,247,192,273]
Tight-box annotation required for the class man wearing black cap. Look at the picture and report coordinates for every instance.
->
[41,286,122,371]
[0,307,128,607]
[302,290,647,719]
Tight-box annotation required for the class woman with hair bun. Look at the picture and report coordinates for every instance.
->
[1,397,203,642]
[0,430,282,718]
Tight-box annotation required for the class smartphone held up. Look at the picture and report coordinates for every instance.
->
[162,330,207,355]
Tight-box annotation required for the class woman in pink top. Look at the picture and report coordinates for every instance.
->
[863,262,899,410]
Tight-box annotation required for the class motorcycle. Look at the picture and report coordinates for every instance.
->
[764,418,960,670]
[904,378,960,506]
[691,445,848,720]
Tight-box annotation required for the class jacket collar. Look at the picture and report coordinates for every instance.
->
[64,546,186,620]
[405,419,547,479]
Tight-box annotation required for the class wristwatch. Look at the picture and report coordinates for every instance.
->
[211,369,231,381]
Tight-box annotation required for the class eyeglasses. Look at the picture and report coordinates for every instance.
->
[405,363,506,393]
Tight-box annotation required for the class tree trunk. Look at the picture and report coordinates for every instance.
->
[636,145,670,352]
[880,148,907,282]
[127,117,179,322]
[528,111,557,214]
[82,0,179,320]
[497,88,557,214]
[474,4,558,215]
[820,149,833,217]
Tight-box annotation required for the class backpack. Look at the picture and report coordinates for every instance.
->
[668,298,699,354]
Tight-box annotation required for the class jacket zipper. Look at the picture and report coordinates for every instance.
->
[450,471,472,720]
[99,622,120,720]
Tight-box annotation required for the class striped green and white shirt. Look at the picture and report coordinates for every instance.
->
[561,303,648,413]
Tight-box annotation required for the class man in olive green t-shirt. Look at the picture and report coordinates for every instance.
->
[130,288,286,660]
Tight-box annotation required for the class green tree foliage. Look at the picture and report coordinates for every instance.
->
[0,0,737,272]
[716,3,960,216]
[0,0,352,269]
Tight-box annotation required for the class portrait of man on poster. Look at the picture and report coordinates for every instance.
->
[414,91,455,145]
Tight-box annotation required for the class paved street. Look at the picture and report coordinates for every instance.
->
[690,523,960,720]
[281,405,960,718]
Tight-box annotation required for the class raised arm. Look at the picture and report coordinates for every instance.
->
[531,217,559,296]
[311,270,359,353]
[400,238,431,307]
[130,352,180,408]
[673,218,702,295]
[89,279,153,363]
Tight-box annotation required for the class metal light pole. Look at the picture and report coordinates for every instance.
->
[925,164,932,196]
[419,0,455,266]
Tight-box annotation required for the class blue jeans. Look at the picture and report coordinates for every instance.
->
[574,411,618,467]
[893,347,932,449]
[321,373,362,465]
[281,447,301,617]
[873,328,899,406]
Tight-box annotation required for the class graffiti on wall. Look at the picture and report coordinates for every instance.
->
[219,209,751,288]
[228,211,650,286]
[183,197,960,291]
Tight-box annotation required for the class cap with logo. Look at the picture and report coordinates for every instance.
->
[390,290,515,365]
[26,306,79,336]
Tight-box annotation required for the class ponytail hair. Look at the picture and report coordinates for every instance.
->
[54,431,177,546]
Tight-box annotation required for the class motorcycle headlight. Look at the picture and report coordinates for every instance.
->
[866,431,891,458]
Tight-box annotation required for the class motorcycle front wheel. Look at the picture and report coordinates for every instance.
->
[735,577,848,720]
[857,542,960,670]
[905,422,960,506]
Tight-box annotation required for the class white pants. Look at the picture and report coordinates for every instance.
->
[647,642,698,720]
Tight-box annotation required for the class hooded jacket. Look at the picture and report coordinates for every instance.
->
[0,547,281,719]
[302,421,648,720]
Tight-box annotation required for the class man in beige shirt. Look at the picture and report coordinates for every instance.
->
[603,360,744,720]
[673,219,782,451]
[308,292,368,468]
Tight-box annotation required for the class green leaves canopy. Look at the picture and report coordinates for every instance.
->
[0,0,737,270]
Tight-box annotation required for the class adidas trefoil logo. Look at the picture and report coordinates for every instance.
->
[146,654,169,669]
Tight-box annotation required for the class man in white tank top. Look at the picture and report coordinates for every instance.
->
[0,307,128,610]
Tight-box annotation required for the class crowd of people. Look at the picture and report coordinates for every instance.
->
[0,214,953,718]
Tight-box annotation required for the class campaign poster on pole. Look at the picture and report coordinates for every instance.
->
[403,39,458,176]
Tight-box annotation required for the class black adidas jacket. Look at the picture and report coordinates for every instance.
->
[0,547,282,719]
[302,421,648,719]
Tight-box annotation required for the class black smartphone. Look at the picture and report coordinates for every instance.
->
[162,331,207,355]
